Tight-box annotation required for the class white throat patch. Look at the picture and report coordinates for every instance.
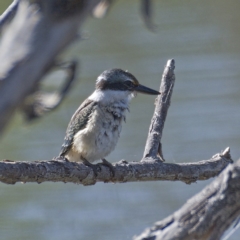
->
[88,90,134,105]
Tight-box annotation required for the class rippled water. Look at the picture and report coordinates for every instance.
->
[1,1,240,239]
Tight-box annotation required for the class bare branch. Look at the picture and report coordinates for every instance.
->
[140,0,157,31]
[0,0,19,31]
[0,148,232,186]
[0,0,100,135]
[92,0,113,19]
[134,155,240,240]
[143,59,175,161]
[21,60,78,121]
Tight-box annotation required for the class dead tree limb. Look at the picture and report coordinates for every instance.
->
[0,147,232,186]
[134,157,240,240]
[143,59,175,161]
[0,0,101,135]
[0,0,157,135]
[20,60,78,121]
[0,2,237,239]
[0,0,19,31]
[140,0,156,31]
[0,59,233,185]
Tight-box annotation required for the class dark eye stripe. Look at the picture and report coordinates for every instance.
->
[124,80,136,88]
[96,80,137,91]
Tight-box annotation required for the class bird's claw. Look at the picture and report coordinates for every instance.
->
[101,158,115,177]
[52,156,69,162]
[82,158,100,177]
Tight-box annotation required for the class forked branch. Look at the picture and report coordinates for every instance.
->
[0,60,233,186]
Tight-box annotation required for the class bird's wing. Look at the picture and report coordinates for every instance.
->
[59,99,97,156]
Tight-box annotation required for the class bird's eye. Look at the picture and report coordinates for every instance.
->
[125,80,135,87]
[123,80,138,91]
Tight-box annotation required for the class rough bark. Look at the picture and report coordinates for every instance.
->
[143,59,175,161]
[0,148,232,186]
[0,56,233,186]
[134,157,240,240]
[0,2,238,238]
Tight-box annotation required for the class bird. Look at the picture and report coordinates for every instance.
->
[59,68,160,175]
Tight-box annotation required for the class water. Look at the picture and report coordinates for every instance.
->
[0,0,240,239]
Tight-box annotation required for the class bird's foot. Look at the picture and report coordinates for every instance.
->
[101,158,115,177]
[81,158,100,176]
[52,156,69,162]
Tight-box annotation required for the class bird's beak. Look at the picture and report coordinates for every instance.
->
[135,84,160,95]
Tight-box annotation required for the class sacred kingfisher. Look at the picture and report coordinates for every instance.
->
[59,69,160,174]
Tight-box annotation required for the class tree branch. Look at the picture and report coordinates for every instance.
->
[0,0,19,31]
[143,59,175,161]
[134,156,240,240]
[20,60,78,121]
[0,0,101,135]
[1,3,236,239]
[0,147,232,186]
[0,56,233,185]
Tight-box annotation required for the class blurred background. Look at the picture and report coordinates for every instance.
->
[1,0,240,239]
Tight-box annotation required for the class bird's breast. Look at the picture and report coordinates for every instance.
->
[72,104,127,162]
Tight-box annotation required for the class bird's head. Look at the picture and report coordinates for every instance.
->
[95,69,160,96]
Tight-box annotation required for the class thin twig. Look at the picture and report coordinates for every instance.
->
[143,59,175,161]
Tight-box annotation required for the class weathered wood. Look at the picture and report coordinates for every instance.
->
[0,0,19,31]
[0,148,232,186]
[0,3,238,238]
[134,154,239,240]
[143,59,175,161]
[21,60,78,121]
[0,0,101,135]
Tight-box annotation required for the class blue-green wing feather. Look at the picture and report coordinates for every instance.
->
[59,99,97,156]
